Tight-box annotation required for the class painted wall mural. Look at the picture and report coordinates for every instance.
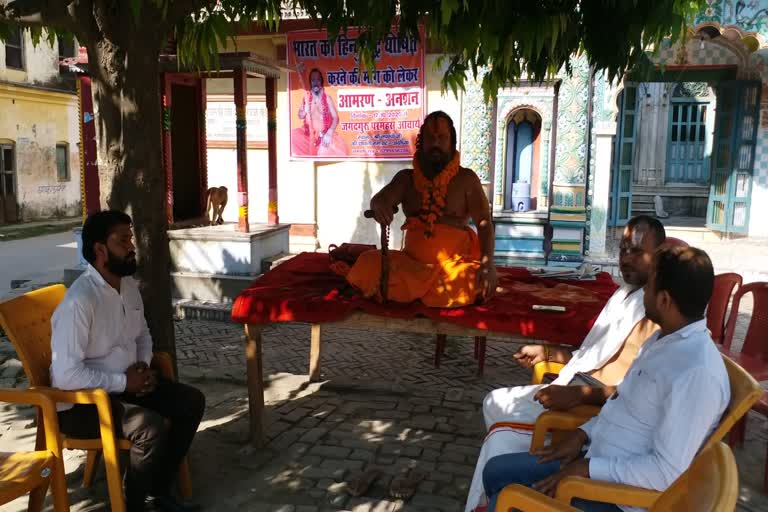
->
[553,54,591,185]
[460,68,493,182]
[697,0,768,36]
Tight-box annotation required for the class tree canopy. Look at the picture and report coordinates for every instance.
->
[1,1,705,98]
[0,0,706,357]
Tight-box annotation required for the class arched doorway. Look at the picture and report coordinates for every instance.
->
[504,109,542,211]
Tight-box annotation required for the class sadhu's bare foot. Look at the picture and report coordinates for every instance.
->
[389,468,428,500]
[345,467,383,497]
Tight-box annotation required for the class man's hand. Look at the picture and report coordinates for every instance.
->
[513,344,547,368]
[477,263,498,302]
[369,196,395,226]
[125,362,151,394]
[530,429,588,465]
[534,385,586,411]
[532,458,590,497]
[141,368,159,395]
[322,131,332,147]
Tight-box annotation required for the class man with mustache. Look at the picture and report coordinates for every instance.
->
[465,216,665,512]
[51,211,204,512]
[338,111,497,307]
[481,246,728,512]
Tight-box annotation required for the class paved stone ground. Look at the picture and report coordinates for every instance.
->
[1,314,767,512]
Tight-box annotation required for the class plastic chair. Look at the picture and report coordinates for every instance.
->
[531,360,565,384]
[720,282,768,379]
[527,354,761,505]
[707,273,743,345]
[493,442,737,512]
[719,281,768,488]
[0,285,193,512]
[751,393,768,492]
[0,388,69,512]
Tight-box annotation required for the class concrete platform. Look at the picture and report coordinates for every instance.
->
[168,223,290,276]
[171,271,257,303]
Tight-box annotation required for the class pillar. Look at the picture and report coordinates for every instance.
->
[234,66,249,232]
[588,120,617,257]
[266,77,279,225]
[161,74,174,225]
[77,76,100,220]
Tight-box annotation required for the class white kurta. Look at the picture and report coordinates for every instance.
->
[465,284,648,512]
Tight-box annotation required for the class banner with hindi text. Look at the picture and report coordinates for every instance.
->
[287,27,425,161]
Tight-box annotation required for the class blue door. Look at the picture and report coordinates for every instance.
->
[666,100,712,184]
[707,81,761,234]
[609,84,638,226]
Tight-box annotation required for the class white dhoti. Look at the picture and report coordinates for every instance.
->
[483,384,547,430]
[466,285,650,511]
[465,385,550,512]
[464,428,539,512]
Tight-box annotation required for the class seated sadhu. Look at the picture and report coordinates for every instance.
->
[338,111,497,307]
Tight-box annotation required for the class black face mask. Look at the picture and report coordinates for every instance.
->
[106,249,137,277]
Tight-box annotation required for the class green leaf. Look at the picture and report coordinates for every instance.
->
[130,0,143,21]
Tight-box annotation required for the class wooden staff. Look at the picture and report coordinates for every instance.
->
[363,206,398,301]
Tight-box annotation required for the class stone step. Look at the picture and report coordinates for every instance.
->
[172,299,233,322]
[171,271,258,303]
[261,252,297,273]
[632,187,709,198]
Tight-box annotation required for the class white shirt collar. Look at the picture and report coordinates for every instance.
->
[658,318,708,343]
[84,264,123,293]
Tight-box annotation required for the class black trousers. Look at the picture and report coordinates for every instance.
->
[58,379,205,511]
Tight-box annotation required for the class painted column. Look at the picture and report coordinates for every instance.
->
[234,66,250,232]
[77,76,100,219]
[198,79,208,213]
[266,76,279,225]
[588,120,617,257]
[161,74,174,225]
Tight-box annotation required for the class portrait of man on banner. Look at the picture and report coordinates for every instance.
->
[287,27,426,161]
[291,63,348,157]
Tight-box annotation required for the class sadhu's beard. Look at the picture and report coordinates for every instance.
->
[418,148,452,176]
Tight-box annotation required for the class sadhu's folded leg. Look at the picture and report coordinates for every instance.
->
[345,249,439,303]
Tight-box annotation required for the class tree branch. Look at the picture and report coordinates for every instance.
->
[167,0,215,25]
[1,0,77,32]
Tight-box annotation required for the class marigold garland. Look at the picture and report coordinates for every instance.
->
[412,150,460,237]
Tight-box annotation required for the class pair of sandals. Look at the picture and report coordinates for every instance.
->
[346,467,428,500]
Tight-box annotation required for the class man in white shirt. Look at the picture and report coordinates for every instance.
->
[466,216,664,512]
[481,245,729,512]
[52,211,205,512]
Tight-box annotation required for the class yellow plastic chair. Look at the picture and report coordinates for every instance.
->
[526,355,761,507]
[527,359,599,446]
[494,441,738,512]
[0,388,69,512]
[0,285,193,512]
[530,360,565,385]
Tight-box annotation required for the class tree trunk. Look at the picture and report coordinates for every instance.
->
[85,15,175,357]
